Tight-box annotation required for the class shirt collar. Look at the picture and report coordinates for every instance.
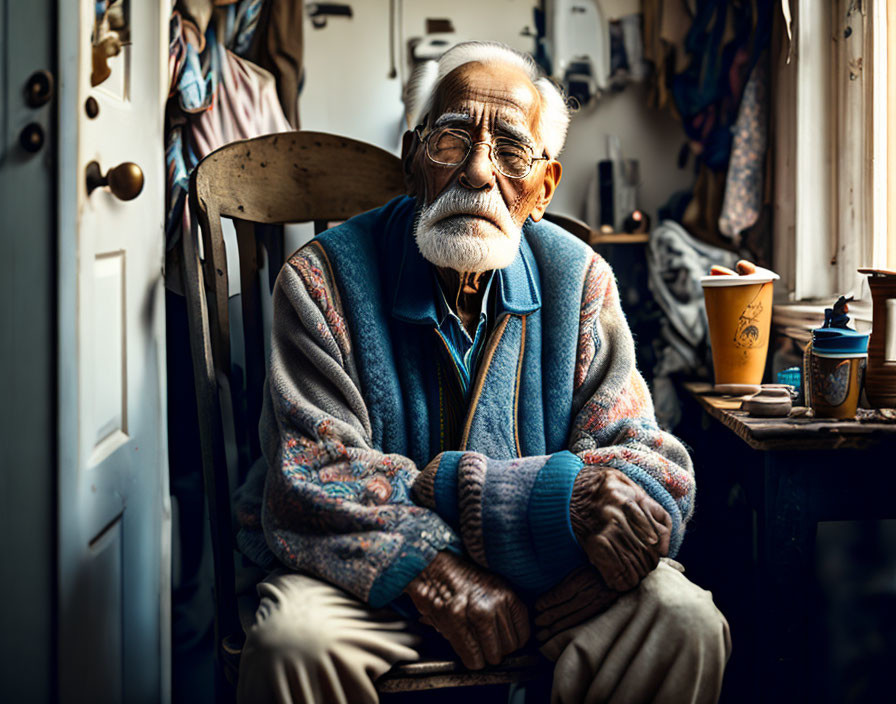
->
[391,199,542,325]
[432,270,495,329]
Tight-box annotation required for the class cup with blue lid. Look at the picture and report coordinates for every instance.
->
[804,296,870,418]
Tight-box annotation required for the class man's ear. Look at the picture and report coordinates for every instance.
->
[528,160,563,222]
[401,130,421,198]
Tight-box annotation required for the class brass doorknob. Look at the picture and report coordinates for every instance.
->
[85,160,144,201]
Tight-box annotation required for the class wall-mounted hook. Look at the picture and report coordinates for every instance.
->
[306,3,353,29]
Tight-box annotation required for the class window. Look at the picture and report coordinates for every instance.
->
[772,0,892,325]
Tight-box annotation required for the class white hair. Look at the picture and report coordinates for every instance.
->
[405,41,570,159]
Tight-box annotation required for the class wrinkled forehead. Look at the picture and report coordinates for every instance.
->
[429,62,542,144]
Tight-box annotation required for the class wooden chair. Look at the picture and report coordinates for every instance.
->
[542,211,593,243]
[181,131,548,698]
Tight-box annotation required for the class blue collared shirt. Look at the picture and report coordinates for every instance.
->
[432,271,495,397]
[390,210,543,400]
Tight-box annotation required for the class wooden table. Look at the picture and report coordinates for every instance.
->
[680,383,896,704]
[685,382,896,450]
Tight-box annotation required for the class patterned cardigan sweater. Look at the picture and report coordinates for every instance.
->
[251,195,695,607]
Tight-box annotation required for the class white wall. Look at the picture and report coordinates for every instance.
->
[300,0,538,152]
[299,0,403,152]
[549,83,693,223]
[298,0,692,224]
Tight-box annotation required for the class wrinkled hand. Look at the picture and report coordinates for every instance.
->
[404,551,530,669]
[569,467,672,591]
[534,566,618,643]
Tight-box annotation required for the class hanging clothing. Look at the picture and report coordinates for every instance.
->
[164,3,291,253]
[670,0,774,171]
[246,0,304,128]
[719,55,769,242]
[642,0,693,111]
[646,219,738,428]
[189,38,291,157]
[681,161,729,248]
[177,0,214,37]
[227,0,264,56]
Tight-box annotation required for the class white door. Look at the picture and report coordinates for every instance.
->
[57,1,170,702]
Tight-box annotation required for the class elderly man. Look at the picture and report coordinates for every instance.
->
[237,42,730,704]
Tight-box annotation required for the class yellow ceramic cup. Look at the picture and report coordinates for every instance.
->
[701,268,779,389]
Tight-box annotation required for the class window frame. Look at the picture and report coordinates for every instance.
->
[772,0,890,325]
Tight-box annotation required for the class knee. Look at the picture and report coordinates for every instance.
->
[237,574,419,704]
[237,579,368,704]
[242,582,344,669]
[244,605,333,667]
[646,565,732,661]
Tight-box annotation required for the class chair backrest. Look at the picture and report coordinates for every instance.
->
[182,131,405,659]
[542,211,592,243]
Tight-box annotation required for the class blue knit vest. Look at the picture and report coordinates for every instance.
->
[312,195,595,467]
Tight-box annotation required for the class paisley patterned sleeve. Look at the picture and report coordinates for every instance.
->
[260,244,461,607]
[567,253,695,552]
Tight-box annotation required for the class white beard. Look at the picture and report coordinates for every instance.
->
[413,185,523,272]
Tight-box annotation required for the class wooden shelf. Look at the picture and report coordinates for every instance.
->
[542,212,649,247]
[589,232,649,245]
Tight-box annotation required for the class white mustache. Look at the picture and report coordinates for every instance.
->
[413,184,523,272]
[421,185,517,236]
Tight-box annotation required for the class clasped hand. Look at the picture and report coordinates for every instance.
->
[404,551,530,669]
[569,466,672,592]
[533,467,672,642]
[405,468,670,664]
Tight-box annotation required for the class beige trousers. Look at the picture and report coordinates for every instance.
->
[237,561,731,704]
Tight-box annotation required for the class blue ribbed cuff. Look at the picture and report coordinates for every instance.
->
[367,514,462,608]
[616,465,684,557]
[368,545,437,608]
[527,451,587,580]
[433,451,463,529]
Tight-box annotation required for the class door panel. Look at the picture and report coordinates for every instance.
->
[57,0,170,701]
[86,251,128,452]
[90,250,128,458]
[80,515,125,703]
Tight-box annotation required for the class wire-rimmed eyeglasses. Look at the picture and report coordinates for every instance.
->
[416,126,549,179]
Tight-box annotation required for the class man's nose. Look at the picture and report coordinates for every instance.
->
[460,143,496,191]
